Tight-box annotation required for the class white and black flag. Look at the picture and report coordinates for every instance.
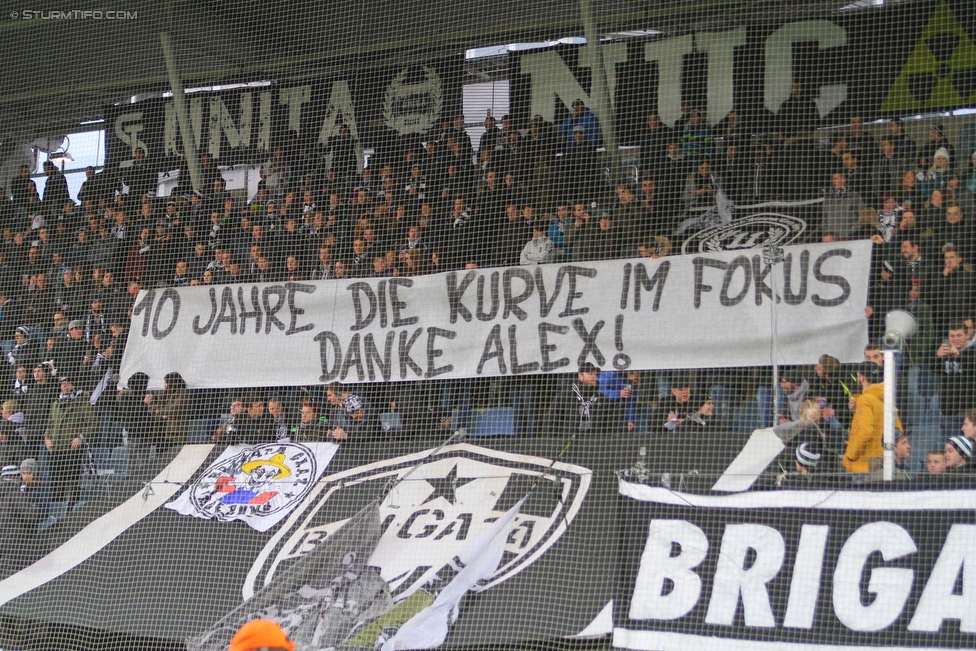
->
[382,499,525,651]
[675,172,735,237]
[186,500,393,651]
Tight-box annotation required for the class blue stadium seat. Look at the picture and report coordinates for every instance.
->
[38,515,58,532]
[633,404,654,436]
[380,412,402,432]
[732,399,763,433]
[109,445,128,477]
[470,407,517,437]
[188,418,217,443]
[90,447,111,473]
[47,501,68,523]
[463,409,482,435]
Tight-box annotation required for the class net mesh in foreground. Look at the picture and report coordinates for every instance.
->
[0,2,974,650]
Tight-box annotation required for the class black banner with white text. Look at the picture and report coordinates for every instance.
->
[104,55,463,169]
[509,0,976,138]
[615,480,976,651]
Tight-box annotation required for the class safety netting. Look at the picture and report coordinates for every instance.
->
[0,1,974,650]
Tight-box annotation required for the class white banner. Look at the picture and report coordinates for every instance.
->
[166,442,339,532]
[120,242,871,389]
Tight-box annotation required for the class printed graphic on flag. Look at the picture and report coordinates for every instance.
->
[167,442,339,532]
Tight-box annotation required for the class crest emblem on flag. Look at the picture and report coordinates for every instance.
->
[682,213,807,254]
[245,443,592,601]
[189,444,317,518]
[167,442,339,531]
[383,65,443,134]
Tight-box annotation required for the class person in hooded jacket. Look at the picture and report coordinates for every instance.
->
[25,364,56,448]
[769,368,810,425]
[0,458,48,568]
[844,363,903,475]
[117,372,158,473]
[822,173,866,240]
[544,363,612,437]
[290,401,331,443]
[43,376,98,505]
[146,372,189,446]
[520,221,554,265]
[6,327,39,382]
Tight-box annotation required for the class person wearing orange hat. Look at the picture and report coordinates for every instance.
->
[228,619,294,651]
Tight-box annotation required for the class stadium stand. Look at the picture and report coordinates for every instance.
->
[0,1,975,650]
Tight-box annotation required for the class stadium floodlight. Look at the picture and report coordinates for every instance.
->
[883,309,917,348]
[48,136,75,172]
[49,151,72,165]
[49,138,73,171]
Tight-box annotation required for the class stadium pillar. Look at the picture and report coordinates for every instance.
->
[160,31,203,194]
[578,0,623,186]
[764,243,785,426]
[882,349,897,481]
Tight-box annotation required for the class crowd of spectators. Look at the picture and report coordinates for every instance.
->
[1,96,976,564]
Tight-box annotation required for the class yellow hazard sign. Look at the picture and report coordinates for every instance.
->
[882,0,976,111]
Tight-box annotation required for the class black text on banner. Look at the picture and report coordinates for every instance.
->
[118,241,871,389]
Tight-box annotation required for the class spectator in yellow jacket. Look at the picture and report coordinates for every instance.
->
[844,362,903,474]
